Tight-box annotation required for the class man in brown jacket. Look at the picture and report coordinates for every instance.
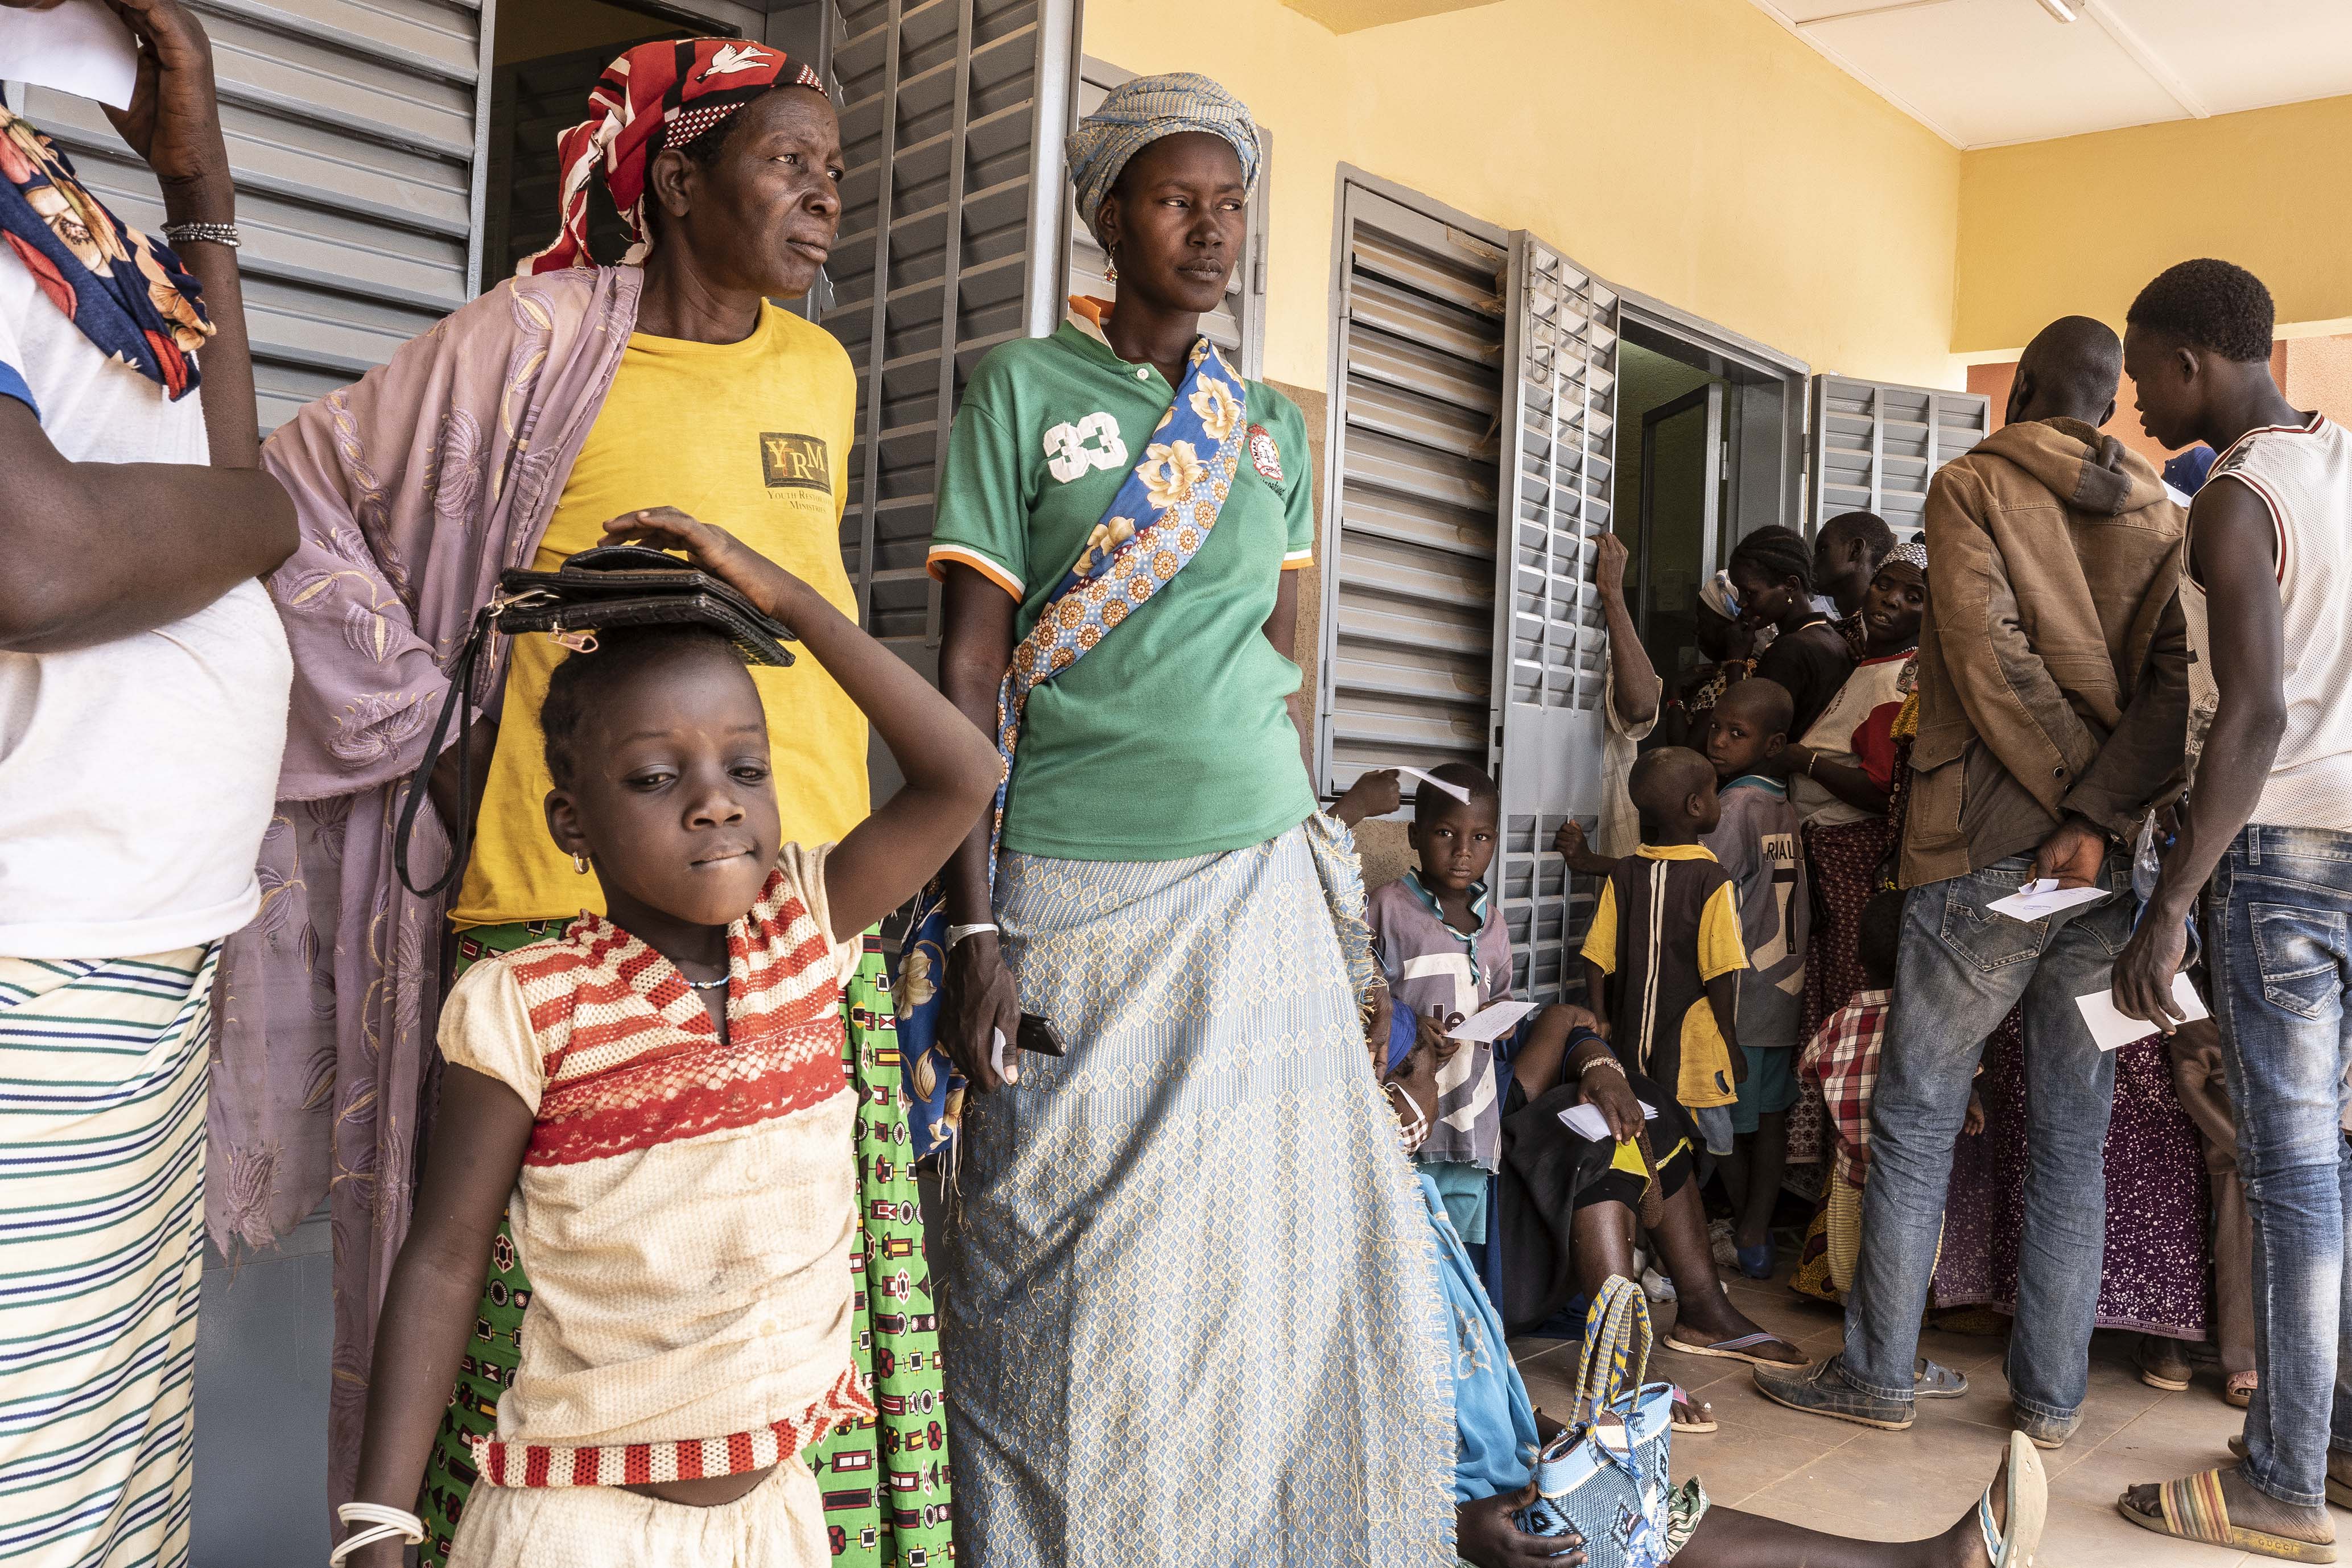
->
[1758,315,2188,1447]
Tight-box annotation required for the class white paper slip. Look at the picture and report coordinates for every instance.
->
[1450,998,1538,1044]
[1986,878,2111,923]
[2074,975,2209,1051]
[0,1,139,109]
[1395,764,1472,804]
[1559,1100,1660,1141]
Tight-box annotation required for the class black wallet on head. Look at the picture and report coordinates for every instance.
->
[487,545,797,667]
[393,544,797,898]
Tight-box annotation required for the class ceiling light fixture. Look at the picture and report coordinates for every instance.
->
[2034,0,2078,20]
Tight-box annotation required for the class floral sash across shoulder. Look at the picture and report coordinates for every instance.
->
[897,333,1249,1165]
[988,333,1249,868]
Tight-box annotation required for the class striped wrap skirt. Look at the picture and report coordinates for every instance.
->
[1,947,216,1568]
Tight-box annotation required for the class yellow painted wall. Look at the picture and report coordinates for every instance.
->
[1082,0,1965,393]
[1955,96,2352,357]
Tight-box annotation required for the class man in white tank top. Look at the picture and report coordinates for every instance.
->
[2115,259,2352,1560]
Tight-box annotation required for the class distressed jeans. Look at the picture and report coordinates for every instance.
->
[2207,824,2352,1509]
[1837,850,2134,1422]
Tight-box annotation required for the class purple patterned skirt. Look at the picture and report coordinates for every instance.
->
[1932,1016,2210,1338]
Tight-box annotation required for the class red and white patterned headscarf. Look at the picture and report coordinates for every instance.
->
[517,38,826,277]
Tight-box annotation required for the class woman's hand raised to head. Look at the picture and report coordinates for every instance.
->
[600,507,819,628]
[102,0,231,208]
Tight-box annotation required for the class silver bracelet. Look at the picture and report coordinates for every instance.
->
[161,220,241,249]
[946,922,998,950]
[1577,1052,1626,1080]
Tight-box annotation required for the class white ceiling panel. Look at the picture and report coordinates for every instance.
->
[2123,0,2352,116]
[1753,0,2352,148]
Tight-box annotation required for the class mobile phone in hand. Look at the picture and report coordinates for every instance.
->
[1016,1012,1065,1057]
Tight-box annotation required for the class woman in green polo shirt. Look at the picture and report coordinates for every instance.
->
[923,75,1449,1565]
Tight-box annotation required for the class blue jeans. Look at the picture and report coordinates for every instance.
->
[2207,825,2352,1509]
[1837,851,2134,1421]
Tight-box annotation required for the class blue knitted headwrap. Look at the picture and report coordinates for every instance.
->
[1066,72,1260,236]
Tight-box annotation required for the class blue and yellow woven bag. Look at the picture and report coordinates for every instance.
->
[1515,1276,1678,1568]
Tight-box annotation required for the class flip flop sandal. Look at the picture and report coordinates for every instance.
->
[1662,1329,1803,1367]
[2120,1468,2340,1562]
[2230,1434,2352,1509]
[1735,1240,1776,1280]
[1980,1431,2049,1568]
[1671,1385,1718,1435]
[1915,1357,1970,1399]
[2138,1342,2194,1392]
[2228,1373,2258,1410]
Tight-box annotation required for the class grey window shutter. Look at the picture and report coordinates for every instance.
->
[1314,178,1509,800]
[1493,234,1620,1003]
[17,0,494,432]
[1063,57,1268,381]
[1809,374,1991,538]
[824,0,1082,669]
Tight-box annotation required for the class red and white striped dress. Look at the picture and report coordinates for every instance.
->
[435,843,873,1497]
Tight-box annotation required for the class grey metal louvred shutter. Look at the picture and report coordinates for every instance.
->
[824,0,1080,667]
[1492,233,1619,1003]
[19,0,490,434]
[1315,178,1508,799]
[1809,374,1990,538]
[1063,56,1268,380]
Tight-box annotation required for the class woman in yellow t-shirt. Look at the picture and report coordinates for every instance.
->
[254,39,951,1567]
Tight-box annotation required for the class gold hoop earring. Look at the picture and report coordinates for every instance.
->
[573,853,591,876]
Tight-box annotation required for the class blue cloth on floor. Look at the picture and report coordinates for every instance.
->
[1418,1158,1491,1245]
[1424,1171,1538,1504]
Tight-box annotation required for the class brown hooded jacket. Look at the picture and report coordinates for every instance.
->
[1901,416,2189,886]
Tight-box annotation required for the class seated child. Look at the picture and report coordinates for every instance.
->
[1366,764,1512,1244]
[1802,890,1985,1299]
[1698,678,1809,1280]
[336,514,1001,1568]
[1385,996,2051,1568]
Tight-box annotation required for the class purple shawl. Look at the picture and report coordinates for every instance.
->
[212,265,641,1511]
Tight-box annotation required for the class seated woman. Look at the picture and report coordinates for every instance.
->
[1508,1009,1809,1430]
[1384,1024,2053,1568]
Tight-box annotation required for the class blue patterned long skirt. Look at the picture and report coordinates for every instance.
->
[939,818,1455,1566]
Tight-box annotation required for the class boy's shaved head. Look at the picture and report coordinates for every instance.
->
[1712,676,1793,737]
[1628,746,1716,823]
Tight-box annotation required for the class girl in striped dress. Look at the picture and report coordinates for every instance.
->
[333,515,998,1568]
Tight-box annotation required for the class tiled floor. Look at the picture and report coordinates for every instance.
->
[1510,1265,2265,1566]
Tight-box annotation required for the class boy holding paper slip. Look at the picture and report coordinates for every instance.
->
[1365,764,1521,1244]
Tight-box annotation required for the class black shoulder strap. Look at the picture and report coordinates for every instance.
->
[393,604,495,899]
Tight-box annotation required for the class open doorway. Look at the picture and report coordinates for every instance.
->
[1608,311,1805,711]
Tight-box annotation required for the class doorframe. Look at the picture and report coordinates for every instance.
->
[1615,285,1812,539]
[1633,380,1726,647]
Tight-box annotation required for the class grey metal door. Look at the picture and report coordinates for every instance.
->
[1490,233,1622,1003]
[15,0,492,432]
[1314,176,1509,800]
[1063,56,1268,380]
[1808,373,1991,539]
[823,0,1080,668]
